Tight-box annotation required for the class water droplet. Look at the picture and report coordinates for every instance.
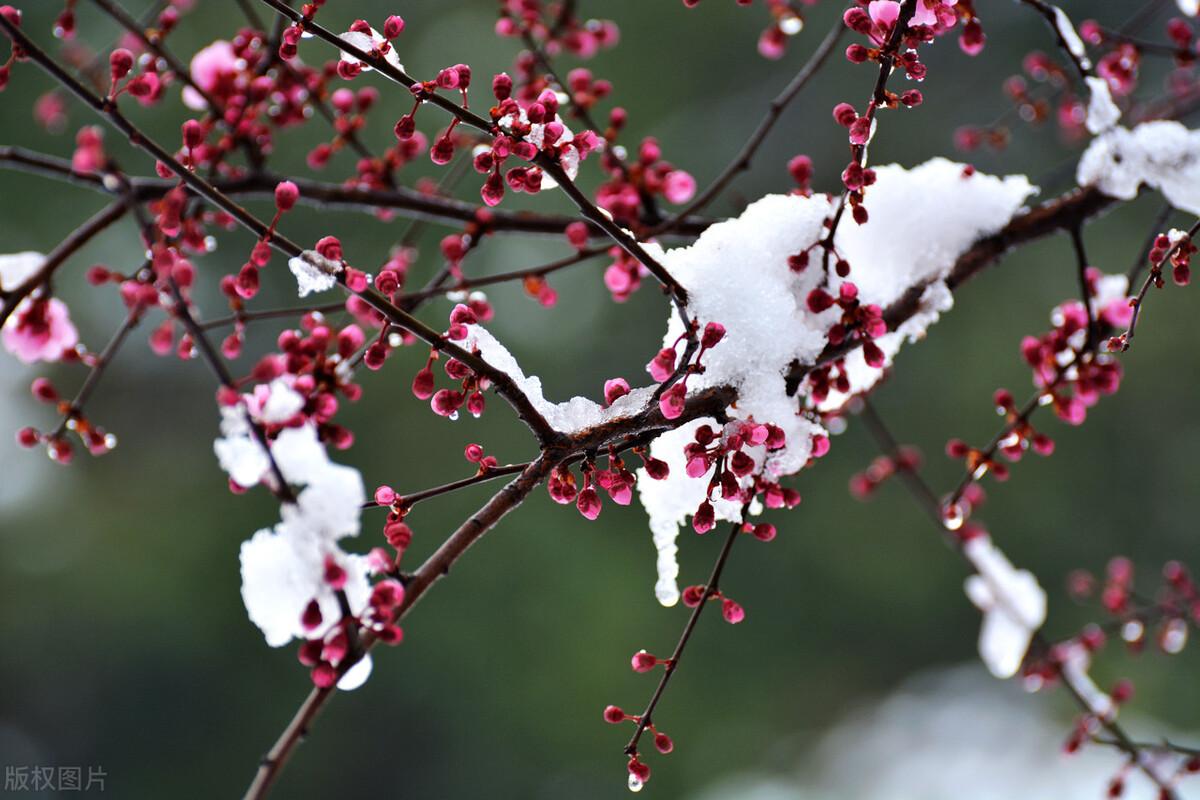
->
[627,774,644,793]
[387,333,403,348]
[942,502,965,531]
[780,13,804,35]
[1121,620,1143,642]
[448,411,459,421]
[104,433,118,449]
[1162,618,1188,654]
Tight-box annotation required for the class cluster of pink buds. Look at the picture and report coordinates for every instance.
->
[334,17,404,81]
[548,448,667,521]
[17,375,114,463]
[407,305,491,418]
[682,419,799,534]
[463,442,499,474]
[1149,230,1195,289]
[373,487,416,565]
[600,704,672,791]
[849,445,921,499]
[944,388,1056,484]
[681,583,745,623]
[104,45,164,105]
[1019,301,1121,426]
[601,246,650,302]
[1065,558,1199,652]
[479,82,601,206]
[808,281,887,366]
[651,321,725,420]
[298,571,405,689]
[215,318,364,463]
[495,2,619,61]
[595,136,695,229]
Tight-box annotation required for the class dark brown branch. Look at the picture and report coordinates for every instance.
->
[0,17,563,446]
[252,0,689,307]
[243,457,556,800]
[49,299,146,439]
[0,149,714,239]
[624,512,747,758]
[0,200,130,329]
[856,398,1180,799]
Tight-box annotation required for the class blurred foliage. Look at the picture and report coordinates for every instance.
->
[0,1,1198,798]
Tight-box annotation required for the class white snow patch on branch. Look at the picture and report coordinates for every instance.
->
[1052,5,1092,71]
[1078,121,1200,214]
[238,422,369,649]
[288,250,341,297]
[638,159,1034,604]
[338,28,403,71]
[963,535,1047,678]
[1085,76,1121,135]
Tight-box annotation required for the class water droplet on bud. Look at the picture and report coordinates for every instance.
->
[627,774,644,793]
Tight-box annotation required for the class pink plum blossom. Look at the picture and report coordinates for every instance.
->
[3,297,78,364]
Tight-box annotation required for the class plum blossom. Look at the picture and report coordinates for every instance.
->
[2,255,79,365]
[868,1,901,28]
[912,0,958,27]
[182,40,237,110]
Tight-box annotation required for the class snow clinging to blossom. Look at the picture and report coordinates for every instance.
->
[213,382,372,657]
[638,158,1035,605]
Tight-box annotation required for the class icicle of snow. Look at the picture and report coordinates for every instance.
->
[963,535,1047,678]
[1077,121,1200,215]
[1084,76,1120,135]
[288,251,340,297]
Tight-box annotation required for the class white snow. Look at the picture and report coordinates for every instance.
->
[454,160,1034,607]
[1179,0,1198,16]
[288,251,340,297]
[462,323,656,434]
[1052,6,1091,71]
[238,420,369,650]
[638,159,1033,604]
[1085,76,1120,135]
[260,378,305,423]
[215,384,372,668]
[214,404,271,488]
[963,535,1047,679]
[1077,121,1200,215]
[0,252,43,291]
[338,28,403,71]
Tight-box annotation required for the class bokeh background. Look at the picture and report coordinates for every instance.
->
[1,1,1199,798]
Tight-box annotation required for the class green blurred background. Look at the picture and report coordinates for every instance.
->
[1,1,1198,797]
